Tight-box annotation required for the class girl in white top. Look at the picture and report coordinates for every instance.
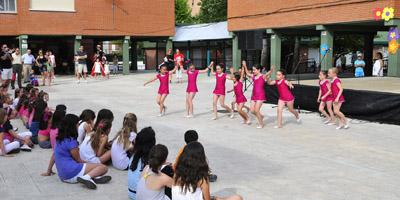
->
[372,52,384,77]
[77,109,96,144]
[136,144,172,200]
[79,119,112,164]
[173,142,243,200]
[111,113,137,170]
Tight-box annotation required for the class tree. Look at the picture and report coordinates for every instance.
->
[175,0,193,24]
[198,0,227,23]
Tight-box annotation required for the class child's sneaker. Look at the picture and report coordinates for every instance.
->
[77,175,97,189]
[20,144,32,152]
[93,176,112,184]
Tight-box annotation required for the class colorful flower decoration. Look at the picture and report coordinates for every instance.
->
[373,8,383,21]
[382,7,395,21]
[320,44,329,57]
[388,27,400,40]
[388,39,399,54]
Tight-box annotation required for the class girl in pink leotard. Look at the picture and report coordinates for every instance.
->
[243,61,274,128]
[180,62,212,118]
[267,69,300,128]
[328,68,348,130]
[227,66,250,124]
[144,64,178,116]
[211,64,233,120]
[317,70,335,125]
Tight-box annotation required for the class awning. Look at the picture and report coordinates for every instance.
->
[173,21,231,42]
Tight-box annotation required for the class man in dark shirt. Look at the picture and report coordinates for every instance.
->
[75,46,88,83]
[0,44,14,86]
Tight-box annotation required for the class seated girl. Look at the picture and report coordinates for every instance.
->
[173,142,243,200]
[79,119,112,164]
[38,111,52,149]
[54,114,111,189]
[42,109,66,176]
[16,96,30,127]
[77,109,96,144]
[136,144,173,200]
[111,113,137,170]
[128,127,156,200]
[0,109,22,156]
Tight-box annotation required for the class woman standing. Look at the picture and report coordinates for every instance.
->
[372,52,384,77]
[35,50,49,86]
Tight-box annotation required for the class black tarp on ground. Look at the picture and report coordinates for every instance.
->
[265,84,400,125]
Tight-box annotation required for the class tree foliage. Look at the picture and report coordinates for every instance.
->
[197,0,227,23]
[175,0,193,24]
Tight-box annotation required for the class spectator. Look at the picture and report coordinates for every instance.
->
[173,142,243,200]
[75,46,88,83]
[21,49,36,83]
[0,44,14,87]
[354,53,365,78]
[373,52,384,77]
[174,49,185,84]
[128,127,156,200]
[11,48,23,89]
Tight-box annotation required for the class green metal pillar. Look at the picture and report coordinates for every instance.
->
[123,36,131,75]
[317,25,334,71]
[18,35,28,55]
[385,19,400,77]
[74,35,82,55]
[231,32,241,70]
[267,29,281,79]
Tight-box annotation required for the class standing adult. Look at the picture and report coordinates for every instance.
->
[163,48,174,82]
[35,49,49,86]
[354,53,365,78]
[48,50,56,81]
[11,48,23,89]
[21,49,36,83]
[0,44,13,86]
[174,49,184,84]
[372,52,384,77]
[75,46,88,83]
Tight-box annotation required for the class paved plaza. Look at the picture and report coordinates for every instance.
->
[1,73,400,200]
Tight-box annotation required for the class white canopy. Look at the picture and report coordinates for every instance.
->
[173,21,231,42]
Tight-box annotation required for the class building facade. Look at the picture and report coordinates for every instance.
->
[0,0,174,74]
[228,0,400,77]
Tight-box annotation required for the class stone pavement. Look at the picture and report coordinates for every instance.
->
[1,74,400,200]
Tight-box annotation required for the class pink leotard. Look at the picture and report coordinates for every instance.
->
[38,128,50,137]
[234,81,247,104]
[276,79,294,102]
[157,74,169,95]
[19,106,29,118]
[251,75,266,101]
[187,70,199,93]
[49,128,58,149]
[319,80,333,102]
[213,73,226,95]
[331,78,345,102]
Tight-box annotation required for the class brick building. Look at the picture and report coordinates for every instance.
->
[0,0,174,74]
[227,0,400,77]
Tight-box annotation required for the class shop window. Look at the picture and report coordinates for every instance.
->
[0,0,16,13]
[30,0,74,12]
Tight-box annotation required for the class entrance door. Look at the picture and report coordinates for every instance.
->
[145,49,156,70]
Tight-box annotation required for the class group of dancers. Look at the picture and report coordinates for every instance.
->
[144,60,349,130]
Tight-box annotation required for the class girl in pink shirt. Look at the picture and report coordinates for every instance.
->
[243,61,273,128]
[328,68,349,129]
[210,64,233,120]
[267,69,300,129]
[227,66,250,124]
[144,64,178,117]
[317,70,335,125]
[180,62,212,118]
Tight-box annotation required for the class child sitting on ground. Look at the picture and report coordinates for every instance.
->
[77,109,96,144]
[79,119,112,164]
[111,113,137,170]
[174,130,217,182]
[0,109,31,156]
[54,114,111,189]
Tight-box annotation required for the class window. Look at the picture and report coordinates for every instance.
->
[30,0,74,12]
[0,0,16,13]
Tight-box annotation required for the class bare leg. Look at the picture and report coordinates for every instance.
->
[237,103,249,123]
[156,94,162,114]
[326,101,335,123]
[218,95,232,114]
[188,92,196,116]
[84,163,108,178]
[286,101,299,119]
[253,101,264,128]
[319,102,330,120]
[212,94,219,119]
[186,93,190,116]
[159,94,168,115]
[276,100,285,128]
[99,150,112,164]
[333,102,347,127]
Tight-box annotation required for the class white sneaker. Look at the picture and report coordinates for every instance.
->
[344,124,350,129]
[328,122,336,126]
[212,116,217,120]
[20,144,32,152]
[324,120,330,124]
[336,126,343,130]
[157,113,164,117]
[257,125,264,129]
[85,80,88,83]
[76,80,80,84]
[296,117,301,123]
[273,125,282,129]
[230,113,235,119]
